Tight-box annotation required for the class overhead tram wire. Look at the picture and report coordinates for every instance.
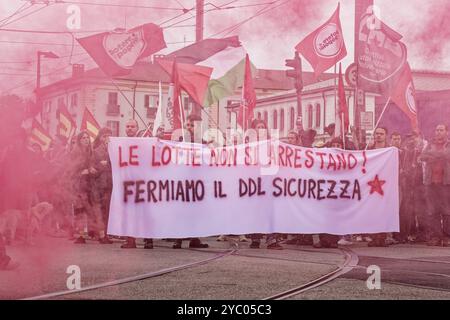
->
[0,3,55,29]
[0,2,32,26]
[208,0,292,38]
[55,0,184,11]
[1,0,282,96]
[1,54,93,94]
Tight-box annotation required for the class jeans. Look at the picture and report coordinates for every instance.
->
[425,185,450,240]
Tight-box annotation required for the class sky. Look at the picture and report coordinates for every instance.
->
[0,0,449,96]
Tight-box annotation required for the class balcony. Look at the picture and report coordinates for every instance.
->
[106,104,120,116]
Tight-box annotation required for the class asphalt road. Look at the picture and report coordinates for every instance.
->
[1,236,449,300]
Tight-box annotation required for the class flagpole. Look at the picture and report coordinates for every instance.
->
[179,93,186,142]
[341,112,346,149]
[334,63,338,137]
[143,81,163,137]
[198,105,220,129]
[365,97,391,150]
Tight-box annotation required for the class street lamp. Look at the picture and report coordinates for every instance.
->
[36,51,58,120]
[36,51,59,92]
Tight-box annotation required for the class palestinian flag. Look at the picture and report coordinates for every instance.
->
[30,119,52,151]
[166,36,255,107]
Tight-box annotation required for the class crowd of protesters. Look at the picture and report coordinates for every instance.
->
[0,114,448,270]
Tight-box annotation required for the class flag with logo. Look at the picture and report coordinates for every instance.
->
[390,63,418,129]
[56,105,77,139]
[357,10,408,94]
[77,23,166,77]
[295,3,347,79]
[237,54,256,131]
[81,107,101,142]
[30,119,52,151]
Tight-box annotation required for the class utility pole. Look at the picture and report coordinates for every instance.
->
[196,0,204,42]
[193,0,205,123]
[285,51,304,130]
[36,51,59,121]
[354,0,374,145]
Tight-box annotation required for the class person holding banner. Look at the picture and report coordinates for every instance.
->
[173,116,209,249]
[121,119,154,249]
[247,119,284,250]
[93,128,114,242]
[70,131,112,245]
[366,127,390,247]
[419,124,450,247]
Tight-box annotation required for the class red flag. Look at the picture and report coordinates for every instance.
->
[237,54,256,130]
[295,3,347,78]
[390,63,418,129]
[30,119,52,151]
[77,23,166,77]
[81,108,101,142]
[158,59,213,106]
[57,105,77,139]
[336,63,349,136]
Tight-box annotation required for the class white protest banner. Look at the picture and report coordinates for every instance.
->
[107,138,399,238]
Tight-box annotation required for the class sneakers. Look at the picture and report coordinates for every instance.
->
[144,239,154,249]
[0,259,19,271]
[74,236,86,244]
[189,240,209,248]
[284,239,299,245]
[216,235,227,241]
[121,241,137,249]
[172,241,182,249]
[337,238,353,246]
[239,235,249,242]
[99,237,113,244]
[368,239,387,247]
[249,241,260,249]
[426,238,442,247]
[267,243,283,250]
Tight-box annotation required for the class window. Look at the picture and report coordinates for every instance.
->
[273,110,278,130]
[280,109,285,132]
[290,107,295,129]
[57,97,65,109]
[144,94,159,109]
[257,112,261,120]
[264,111,268,125]
[70,93,78,109]
[107,92,120,116]
[44,101,52,114]
[315,103,321,128]
[145,94,158,118]
[307,104,313,129]
[106,120,120,137]
[183,97,190,111]
[108,92,118,106]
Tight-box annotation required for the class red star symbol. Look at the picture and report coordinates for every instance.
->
[368,175,386,196]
